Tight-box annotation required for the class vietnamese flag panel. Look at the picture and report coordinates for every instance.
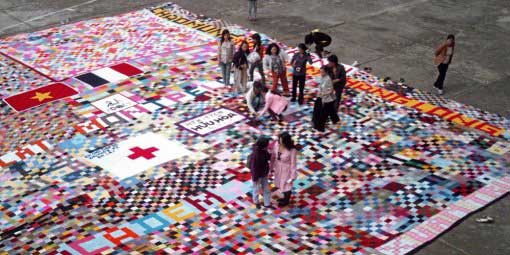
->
[75,63,143,87]
[3,83,78,112]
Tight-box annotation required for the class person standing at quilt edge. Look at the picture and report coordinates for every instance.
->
[290,43,312,105]
[312,66,340,132]
[249,33,266,85]
[263,43,290,96]
[433,34,455,95]
[233,41,250,93]
[218,29,235,86]
[248,136,273,209]
[270,132,298,207]
[247,0,258,21]
[327,55,347,111]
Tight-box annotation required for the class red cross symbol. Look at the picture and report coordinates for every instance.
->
[127,147,159,160]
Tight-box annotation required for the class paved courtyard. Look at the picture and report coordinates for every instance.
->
[0,1,509,254]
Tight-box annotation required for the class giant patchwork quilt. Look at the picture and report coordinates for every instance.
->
[0,2,509,255]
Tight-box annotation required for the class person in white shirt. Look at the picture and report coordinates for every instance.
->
[218,29,235,86]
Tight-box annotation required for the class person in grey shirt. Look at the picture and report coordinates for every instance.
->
[313,66,340,132]
[290,43,312,105]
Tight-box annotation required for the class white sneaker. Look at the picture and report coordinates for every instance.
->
[438,89,443,95]
[351,61,359,67]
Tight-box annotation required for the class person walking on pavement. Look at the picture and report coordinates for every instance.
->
[290,43,313,105]
[218,29,235,86]
[433,34,455,95]
[248,0,258,21]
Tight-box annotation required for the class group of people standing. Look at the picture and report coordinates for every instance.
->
[218,29,347,130]
[219,23,456,208]
[218,28,347,208]
[248,132,298,208]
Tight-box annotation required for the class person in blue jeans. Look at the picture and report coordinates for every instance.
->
[218,29,234,86]
[248,136,273,209]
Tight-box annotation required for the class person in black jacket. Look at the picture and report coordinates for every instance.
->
[304,30,332,58]
[327,55,346,112]
[233,41,250,93]
[249,136,272,208]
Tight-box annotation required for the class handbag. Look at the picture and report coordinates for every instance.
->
[247,51,261,64]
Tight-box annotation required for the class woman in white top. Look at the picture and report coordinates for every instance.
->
[433,34,455,95]
[218,29,235,86]
[263,43,290,95]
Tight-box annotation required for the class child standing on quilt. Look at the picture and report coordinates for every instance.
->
[233,41,250,93]
[218,29,235,86]
[270,132,298,207]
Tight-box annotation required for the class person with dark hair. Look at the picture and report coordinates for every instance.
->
[218,29,235,86]
[248,33,266,85]
[313,66,339,132]
[290,43,313,105]
[263,43,289,95]
[304,29,332,58]
[246,80,267,113]
[270,132,297,207]
[248,136,272,208]
[233,41,250,93]
[327,54,346,111]
[433,34,455,95]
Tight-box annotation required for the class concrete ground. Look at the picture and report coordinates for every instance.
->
[1,0,509,254]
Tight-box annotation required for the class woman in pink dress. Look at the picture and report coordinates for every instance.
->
[270,132,297,207]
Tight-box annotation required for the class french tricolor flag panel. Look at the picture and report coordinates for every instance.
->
[74,63,143,87]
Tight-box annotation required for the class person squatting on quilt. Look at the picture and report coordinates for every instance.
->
[237,29,351,208]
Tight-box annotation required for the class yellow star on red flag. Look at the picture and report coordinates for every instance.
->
[31,91,53,102]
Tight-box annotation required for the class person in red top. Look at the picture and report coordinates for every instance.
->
[433,34,455,95]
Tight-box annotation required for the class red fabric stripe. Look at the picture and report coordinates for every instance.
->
[109,63,143,77]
